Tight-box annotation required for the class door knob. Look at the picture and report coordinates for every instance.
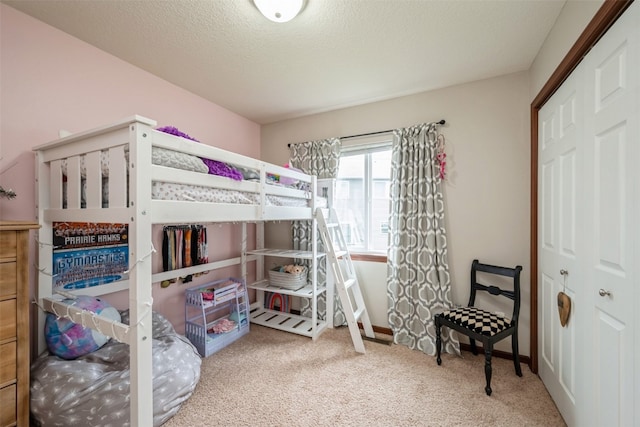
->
[598,289,611,297]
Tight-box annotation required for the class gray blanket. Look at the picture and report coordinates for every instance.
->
[31,310,201,426]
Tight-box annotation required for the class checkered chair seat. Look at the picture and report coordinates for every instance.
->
[440,306,512,336]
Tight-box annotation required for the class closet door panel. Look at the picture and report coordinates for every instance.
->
[538,68,582,426]
[540,158,555,251]
[595,127,626,270]
[581,2,639,424]
[589,108,633,427]
[540,271,555,369]
[539,111,557,376]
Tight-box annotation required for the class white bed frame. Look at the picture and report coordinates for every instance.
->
[33,115,332,426]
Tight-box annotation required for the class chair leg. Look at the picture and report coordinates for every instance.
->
[435,317,442,365]
[470,338,478,355]
[512,333,522,377]
[484,345,493,396]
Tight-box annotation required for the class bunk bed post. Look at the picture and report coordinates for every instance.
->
[310,176,319,339]
[241,222,256,290]
[318,178,335,330]
[254,222,265,312]
[127,121,155,427]
[35,150,52,355]
[241,223,247,282]
[256,222,264,278]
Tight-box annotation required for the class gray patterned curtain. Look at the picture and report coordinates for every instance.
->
[387,123,459,356]
[289,138,346,326]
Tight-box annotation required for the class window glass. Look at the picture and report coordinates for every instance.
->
[336,154,365,248]
[371,150,391,250]
[336,144,392,253]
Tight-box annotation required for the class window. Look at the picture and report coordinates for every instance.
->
[336,134,393,254]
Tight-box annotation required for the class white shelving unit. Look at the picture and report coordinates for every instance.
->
[239,179,337,340]
[242,224,333,340]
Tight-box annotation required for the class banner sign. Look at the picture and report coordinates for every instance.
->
[52,222,129,291]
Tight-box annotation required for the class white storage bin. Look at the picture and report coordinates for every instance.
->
[268,266,308,290]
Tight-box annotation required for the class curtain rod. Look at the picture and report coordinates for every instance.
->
[287,119,445,148]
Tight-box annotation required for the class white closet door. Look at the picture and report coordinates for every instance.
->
[581,2,639,425]
[538,61,583,427]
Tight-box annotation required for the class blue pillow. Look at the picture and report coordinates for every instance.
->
[44,295,121,360]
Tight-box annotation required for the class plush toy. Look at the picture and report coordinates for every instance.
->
[44,295,121,360]
[283,264,305,275]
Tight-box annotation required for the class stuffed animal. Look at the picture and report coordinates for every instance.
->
[44,295,121,360]
[283,264,305,275]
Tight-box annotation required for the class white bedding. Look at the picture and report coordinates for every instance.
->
[152,181,326,207]
[68,179,324,208]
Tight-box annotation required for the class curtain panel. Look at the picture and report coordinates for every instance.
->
[289,138,346,326]
[387,123,459,356]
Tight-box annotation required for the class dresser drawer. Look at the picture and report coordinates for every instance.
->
[0,262,17,299]
[0,300,16,342]
[0,383,17,427]
[0,231,16,260]
[0,342,16,387]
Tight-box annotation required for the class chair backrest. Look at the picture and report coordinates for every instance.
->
[467,259,523,323]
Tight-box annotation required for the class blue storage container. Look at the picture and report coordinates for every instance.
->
[184,277,249,357]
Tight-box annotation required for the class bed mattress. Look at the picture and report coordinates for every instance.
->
[152,181,327,207]
[67,179,326,208]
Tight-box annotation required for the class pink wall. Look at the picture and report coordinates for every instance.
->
[0,5,260,349]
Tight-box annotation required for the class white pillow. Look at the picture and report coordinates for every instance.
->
[152,147,208,174]
[60,147,208,177]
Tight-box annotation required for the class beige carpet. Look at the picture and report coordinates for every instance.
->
[164,325,566,427]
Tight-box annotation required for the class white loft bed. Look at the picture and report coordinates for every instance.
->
[33,115,334,426]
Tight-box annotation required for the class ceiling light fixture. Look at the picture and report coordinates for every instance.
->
[253,0,305,23]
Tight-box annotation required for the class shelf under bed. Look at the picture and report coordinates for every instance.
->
[249,306,328,338]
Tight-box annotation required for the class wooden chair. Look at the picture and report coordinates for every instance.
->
[434,259,523,395]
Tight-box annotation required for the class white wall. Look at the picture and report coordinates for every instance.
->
[260,0,606,359]
[529,0,604,100]
[353,261,388,328]
[261,71,531,355]
[258,0,607,358]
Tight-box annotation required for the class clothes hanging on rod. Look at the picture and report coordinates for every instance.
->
[162,225,207,273]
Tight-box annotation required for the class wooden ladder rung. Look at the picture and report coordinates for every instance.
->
[344,278,356,290]
[353,306,365,321]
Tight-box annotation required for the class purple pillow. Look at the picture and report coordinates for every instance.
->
[201,159,243,181]
[156,126,199,142]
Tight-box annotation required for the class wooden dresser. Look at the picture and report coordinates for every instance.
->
[0,221,39,427]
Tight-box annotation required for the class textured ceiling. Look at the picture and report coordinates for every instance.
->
[3,0,567,124]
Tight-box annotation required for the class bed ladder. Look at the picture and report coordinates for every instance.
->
[316,208,375,353]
